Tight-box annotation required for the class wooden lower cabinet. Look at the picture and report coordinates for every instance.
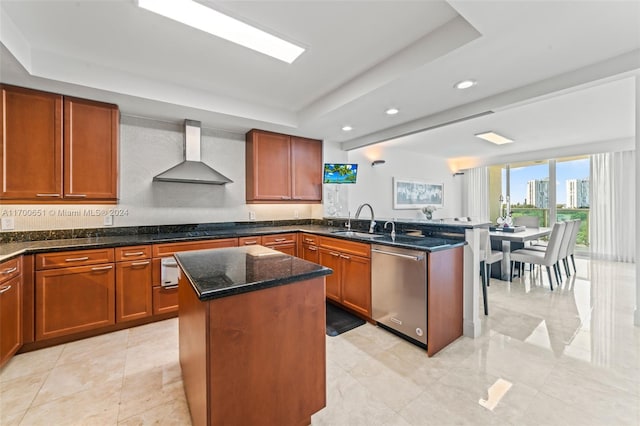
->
[0,275,22,368]
[152,286,179,315]
[339,253,371,316]
[318,248,341,302]
[317,238,371,317]
[35,263,115,340]
[116,259,152,322]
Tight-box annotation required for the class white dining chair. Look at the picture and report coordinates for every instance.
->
[510,221,566,290]
[479,229,503,315]
[528,219,575,278]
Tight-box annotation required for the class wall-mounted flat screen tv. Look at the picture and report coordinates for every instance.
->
[323,163,358,184]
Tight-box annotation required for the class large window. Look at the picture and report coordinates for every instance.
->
[489,156,589,248]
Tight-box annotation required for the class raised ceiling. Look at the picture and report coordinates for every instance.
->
[1,0,639,164]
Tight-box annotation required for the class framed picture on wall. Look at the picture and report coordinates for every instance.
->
[393,178,444,209]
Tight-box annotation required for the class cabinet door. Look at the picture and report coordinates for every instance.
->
[1,85,63,200]
[300,244,319,264]
[319,248,341,303]
[291,136,322,201]
[64,97,119,200]
[116,260,152,323]
[35,264,115,340]
[340,254,371,317]
[0,275,22,368]
[246,130,291,201]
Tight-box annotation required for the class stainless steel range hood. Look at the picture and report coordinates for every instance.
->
[153,120,233,185]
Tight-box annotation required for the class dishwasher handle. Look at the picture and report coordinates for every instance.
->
[371,248,424,261]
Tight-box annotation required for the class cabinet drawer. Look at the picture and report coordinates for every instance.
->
[299,233,319,246]
[239,236,262,246]
[0,257,21,284]
[115,245,151,262]
[262,233,296,246]
[35,248,115,270]
[319,237,370,258]
[153,285,178,315]
[152,238,238,257]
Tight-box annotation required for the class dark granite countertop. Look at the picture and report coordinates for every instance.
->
[174,245,332,300]
[0,223,466,263]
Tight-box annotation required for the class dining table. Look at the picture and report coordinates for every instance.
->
[489,227,552,280]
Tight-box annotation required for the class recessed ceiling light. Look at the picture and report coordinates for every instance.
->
[454,79,477,89]
[385,108,399,115]
[475,131,514,145]
[342,126,353,132]
[137,0,305,64]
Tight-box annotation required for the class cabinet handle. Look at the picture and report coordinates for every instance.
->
[280,196,291,200]
[36,193,60,197]
[0,285,11,294]
[91,265,113,271]
[274,238,286,242]
[330,251,340,257]
[131,261,150,266]
[1,267,17,275]
[65,256,90,262]
[243,241,258,245]
[65,194,87,198]
[162,284,178,290]
[308,246,317,251]
[123,251,144,256]
[304,238,314,243]
[340,254,351,260]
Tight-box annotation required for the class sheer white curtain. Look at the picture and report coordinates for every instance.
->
[590,151,635,262]
[464,167,489,221]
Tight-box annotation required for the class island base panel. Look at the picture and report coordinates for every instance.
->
[179,276,326,426]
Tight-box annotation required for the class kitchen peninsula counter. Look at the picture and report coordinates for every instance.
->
[175,245,330,426]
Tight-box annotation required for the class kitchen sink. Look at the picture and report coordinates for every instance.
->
[330,230,385,240]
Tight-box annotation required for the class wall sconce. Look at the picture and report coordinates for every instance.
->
[453,172,464,177]
[371,160,386,167]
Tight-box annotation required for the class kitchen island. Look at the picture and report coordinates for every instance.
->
[174,245,332,426]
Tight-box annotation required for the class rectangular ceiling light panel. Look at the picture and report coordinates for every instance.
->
[137,0,305,64]
[475,131,514,145]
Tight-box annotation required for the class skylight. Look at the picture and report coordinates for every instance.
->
[137,0,305,64]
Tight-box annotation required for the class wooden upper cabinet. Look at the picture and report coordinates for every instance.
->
[246,129,322,203]
[1,85,63,200]
[0,84,119,203]
[64,97,119,201]
[246,130,291,201]
[291,136,322,201]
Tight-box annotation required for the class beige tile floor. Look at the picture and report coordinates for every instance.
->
[1,258,638,425]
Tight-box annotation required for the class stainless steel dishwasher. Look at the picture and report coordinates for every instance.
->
[371,244,427,346]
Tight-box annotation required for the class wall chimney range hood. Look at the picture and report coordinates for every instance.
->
[153,120,233,185]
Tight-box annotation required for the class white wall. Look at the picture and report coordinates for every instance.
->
[344,146,462,221]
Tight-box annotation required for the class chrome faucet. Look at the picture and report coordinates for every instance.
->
[355,203,376,233]
[345,211,351,231]
[384,221,396,239]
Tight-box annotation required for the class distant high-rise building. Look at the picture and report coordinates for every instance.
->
[566,178,589,208]
[526,178,549,208]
